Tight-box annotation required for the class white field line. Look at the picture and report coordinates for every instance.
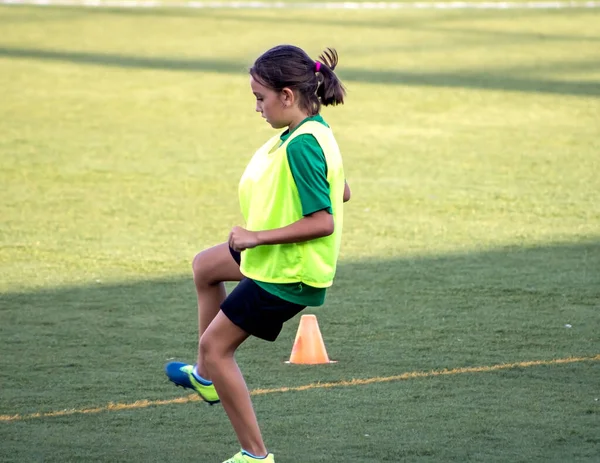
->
[1,0,600,9]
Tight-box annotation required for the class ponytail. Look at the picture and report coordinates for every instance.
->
[315,48,346,107]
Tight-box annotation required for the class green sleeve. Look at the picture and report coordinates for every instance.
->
[286,134,332,216]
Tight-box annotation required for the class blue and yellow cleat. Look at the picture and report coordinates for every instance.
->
[222,451,275,463]
[165,361,220,405]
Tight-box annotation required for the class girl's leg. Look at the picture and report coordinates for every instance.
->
[192,243,243,379]
[201,311,267,457]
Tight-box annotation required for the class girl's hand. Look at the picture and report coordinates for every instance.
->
[229,226,260,252]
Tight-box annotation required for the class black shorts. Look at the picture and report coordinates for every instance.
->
[220,247,306,342]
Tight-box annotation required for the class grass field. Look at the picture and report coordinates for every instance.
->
[1,2,599,462]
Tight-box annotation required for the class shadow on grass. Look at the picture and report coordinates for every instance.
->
[0,238,599,463]
[1,241,599,463]
[1,239,598,405]
[0,46,249,74]
[0,45,599,97]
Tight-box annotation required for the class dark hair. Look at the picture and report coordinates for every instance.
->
[249,45,346,116]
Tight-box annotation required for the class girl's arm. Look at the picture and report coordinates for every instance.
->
[229,209,333,252]
[343,180,351,202]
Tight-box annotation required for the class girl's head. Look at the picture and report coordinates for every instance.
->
[249,45,346,129]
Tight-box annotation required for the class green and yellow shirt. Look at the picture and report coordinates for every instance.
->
[238,115,345,306]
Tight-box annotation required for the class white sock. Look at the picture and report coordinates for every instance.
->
[192,365,212,385]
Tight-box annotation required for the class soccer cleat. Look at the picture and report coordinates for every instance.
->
[165,361,220,404]
[222,451,275,463]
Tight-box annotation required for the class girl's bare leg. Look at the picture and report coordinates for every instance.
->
[201,311,267,457]
[192,243,243,379]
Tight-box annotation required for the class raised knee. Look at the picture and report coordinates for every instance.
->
[192,250,212,285]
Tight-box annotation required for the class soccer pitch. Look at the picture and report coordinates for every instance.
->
[1,2,599,462]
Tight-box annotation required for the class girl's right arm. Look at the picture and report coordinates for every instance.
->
[229,210,333,252]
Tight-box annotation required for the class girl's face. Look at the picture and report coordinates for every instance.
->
[250,75,290,129]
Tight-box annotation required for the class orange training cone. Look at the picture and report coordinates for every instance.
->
[287,314,334,364]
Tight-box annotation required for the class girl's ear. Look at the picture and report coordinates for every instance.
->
[280,87,295,107]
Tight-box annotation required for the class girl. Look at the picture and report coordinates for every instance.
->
[166,44,350,463]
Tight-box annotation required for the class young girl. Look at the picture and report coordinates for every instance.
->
[166,44,350,463]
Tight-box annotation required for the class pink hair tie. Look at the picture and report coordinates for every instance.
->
[315,61,321,72]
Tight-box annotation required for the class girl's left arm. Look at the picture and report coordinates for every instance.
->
[343,180,351,202]
[229,209,333,252]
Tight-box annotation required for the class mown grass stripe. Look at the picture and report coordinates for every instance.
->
[1,354,598,422]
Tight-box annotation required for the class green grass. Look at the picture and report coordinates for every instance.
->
[1,3,599,462]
